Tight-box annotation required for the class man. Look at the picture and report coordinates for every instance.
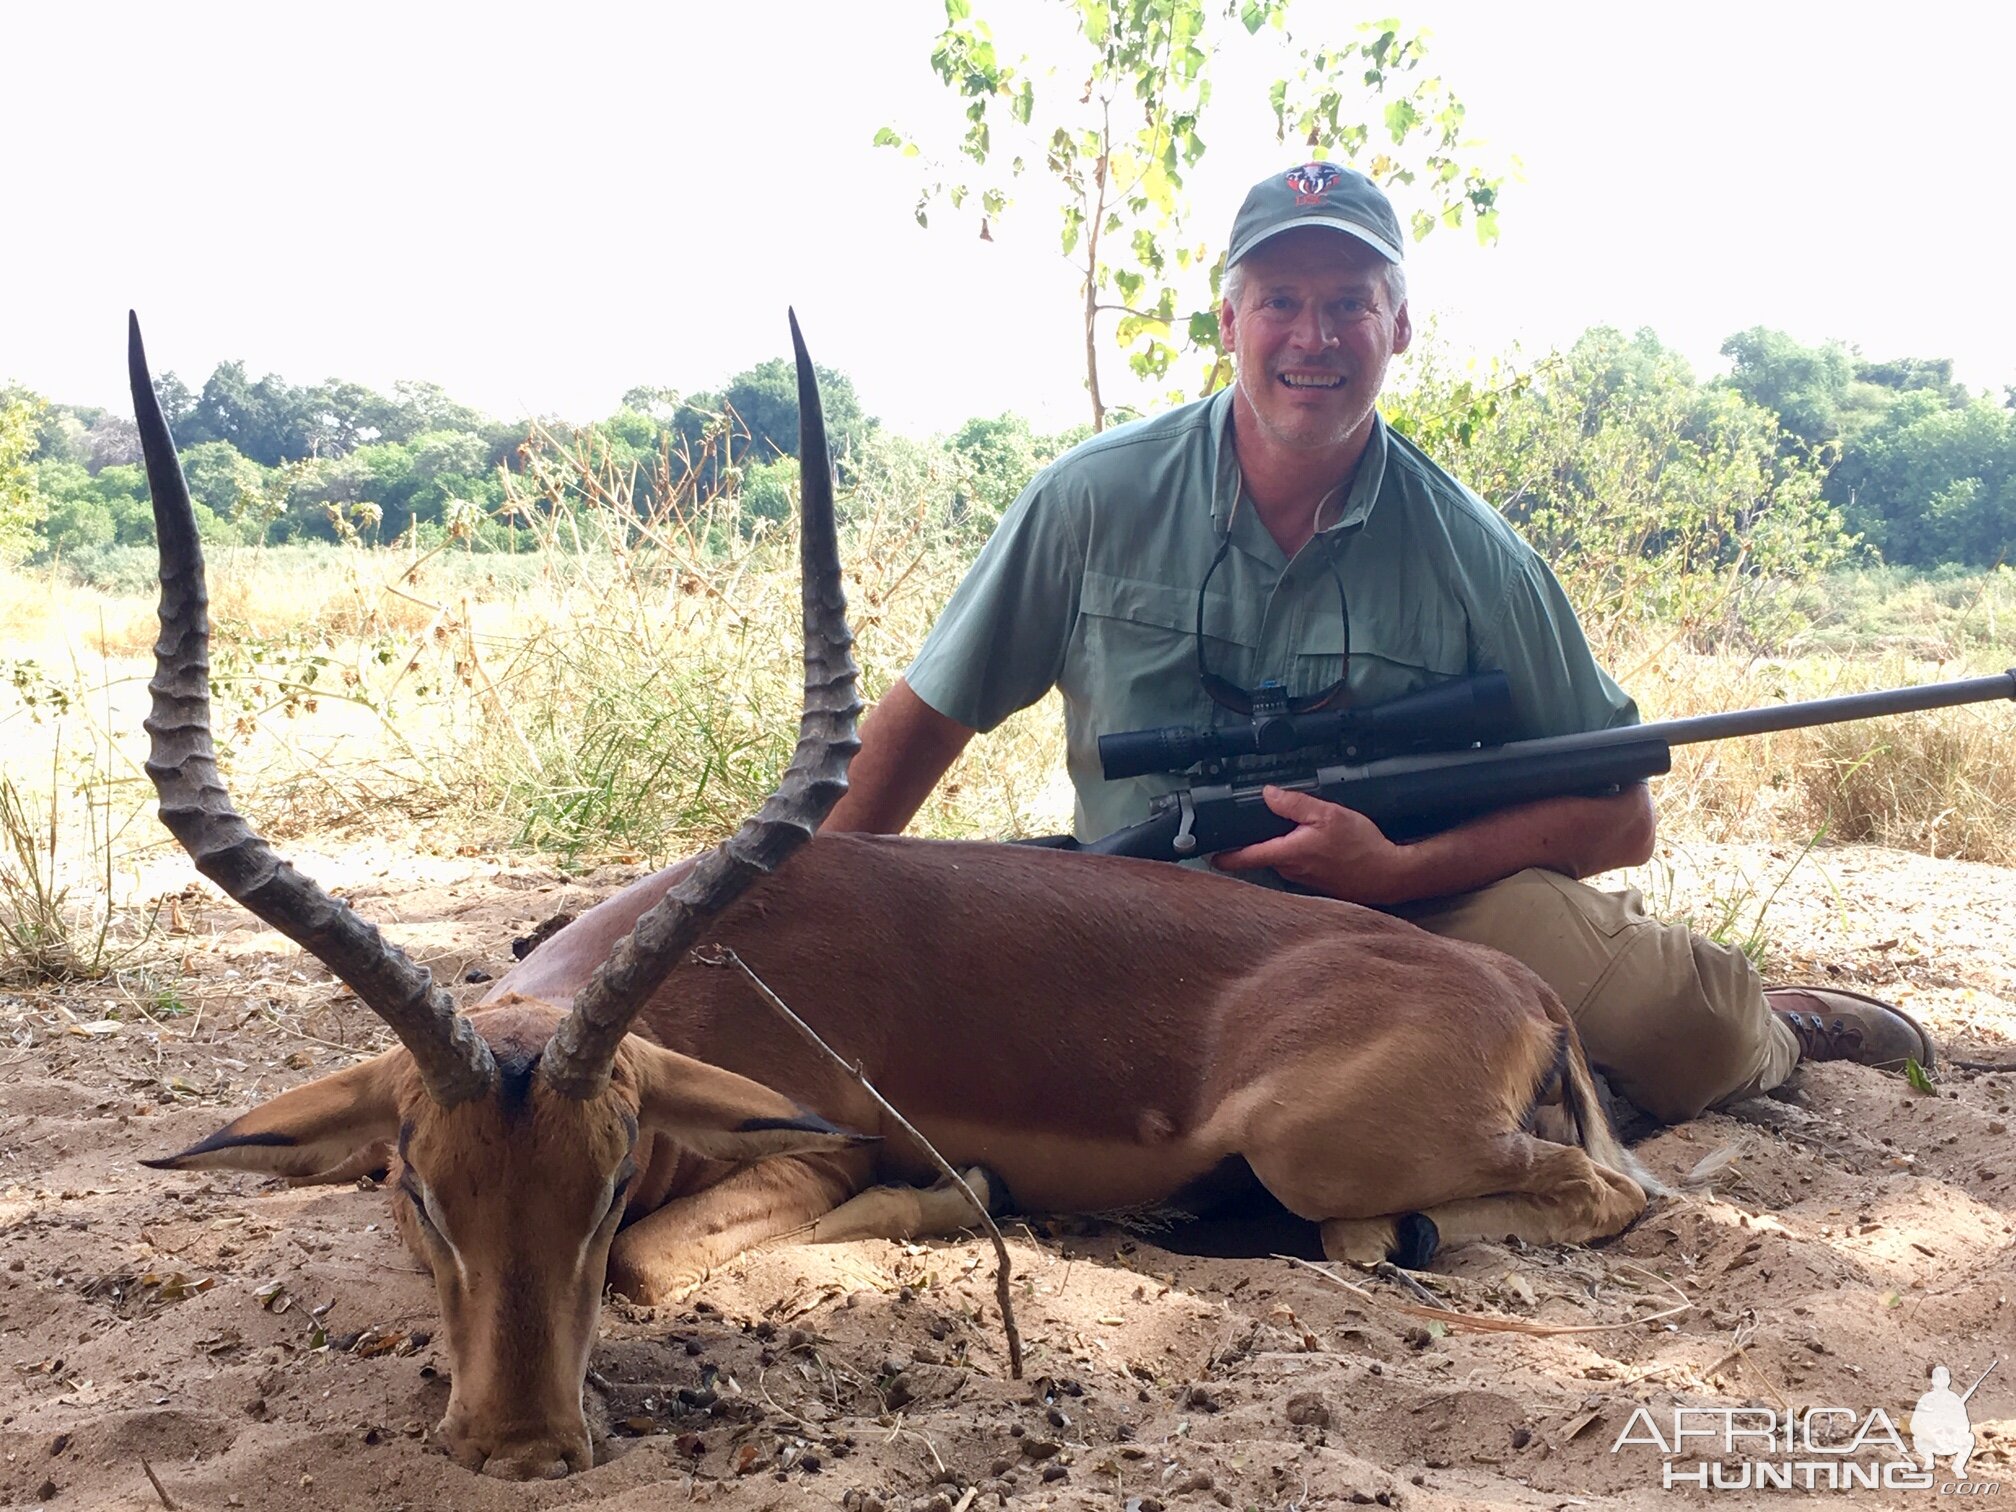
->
[822,160,1935,1124]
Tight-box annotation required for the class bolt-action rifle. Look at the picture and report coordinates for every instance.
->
[1048,668,2016,864]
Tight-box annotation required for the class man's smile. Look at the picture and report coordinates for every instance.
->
[1278,372,1345,389]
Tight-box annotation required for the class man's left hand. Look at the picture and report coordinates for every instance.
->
[1209,785,1422,905]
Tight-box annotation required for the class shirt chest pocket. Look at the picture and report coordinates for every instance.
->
[1074,572,1261,724]
[1075,567,1472,712]
[1289,575,1471,707]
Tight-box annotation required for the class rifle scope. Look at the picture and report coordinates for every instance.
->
[1098,671,1517,781]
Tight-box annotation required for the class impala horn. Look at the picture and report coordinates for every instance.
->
[539,311,862,1099]
[132,313,498,1107]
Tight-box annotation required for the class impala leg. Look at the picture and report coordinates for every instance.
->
[799,1166,1002,1246]
[1320,1140,1647,1269]
[609,1155,859,1304]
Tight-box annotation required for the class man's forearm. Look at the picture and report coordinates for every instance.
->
[821,679,976,835]
[1393,783,1655,900]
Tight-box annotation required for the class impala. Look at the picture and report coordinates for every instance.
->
[134,313,1650,1479]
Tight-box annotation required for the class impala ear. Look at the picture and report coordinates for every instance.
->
[626,1040,878,1163]
[143,1055,405,1182]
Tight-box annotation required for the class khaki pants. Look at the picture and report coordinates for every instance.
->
[1391,869,1800,1125]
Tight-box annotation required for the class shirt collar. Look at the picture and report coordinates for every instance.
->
[1329,412,1388,535]
[1206,388,1392,546]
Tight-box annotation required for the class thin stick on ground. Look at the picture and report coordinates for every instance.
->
[1280,1255,1693,1337]
[1372,1259,1443,1307]
[140,1457,177,1511]
[696,945,1024,1379]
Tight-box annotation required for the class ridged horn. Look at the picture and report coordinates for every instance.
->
[540,310,862,1099]
[132,313,497,1107]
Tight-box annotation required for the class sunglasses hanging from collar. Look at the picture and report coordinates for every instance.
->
[1193,519,1353,717]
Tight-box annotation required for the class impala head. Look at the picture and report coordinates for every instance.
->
[131,312,863,1477]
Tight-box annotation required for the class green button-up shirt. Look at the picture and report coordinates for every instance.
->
[908,389,1637,842]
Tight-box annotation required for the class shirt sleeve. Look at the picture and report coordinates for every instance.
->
[904,472,1085,733]
[1481,555,1639,739]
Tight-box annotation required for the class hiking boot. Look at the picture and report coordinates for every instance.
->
[1767,986,1937,1073]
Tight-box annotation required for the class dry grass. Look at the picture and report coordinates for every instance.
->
[1623,584,2016,863]
[3,502,2011,879]
[0,729,161,986]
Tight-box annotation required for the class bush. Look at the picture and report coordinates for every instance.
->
[1390,327,1852,661]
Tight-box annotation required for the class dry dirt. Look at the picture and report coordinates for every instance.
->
[1,834,2012,1511]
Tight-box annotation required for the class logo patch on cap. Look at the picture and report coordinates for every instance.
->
[1284,162,1343,206]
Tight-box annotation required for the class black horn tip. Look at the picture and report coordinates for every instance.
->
[129,312,150,392]
[790,311,829,466]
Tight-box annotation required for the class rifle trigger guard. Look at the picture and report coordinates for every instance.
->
[1171,791,1199,856]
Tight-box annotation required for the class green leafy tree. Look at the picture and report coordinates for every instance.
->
[409,429,491,482]
[92,464,161,545]
[182,360,288,464]
[668,360,877,506]
[381,380,491,444]
[620,385,684,422]
[179,440,271,521]
[1854,355,1966,401]
[297,378,399,455]
[1396,328,1849,654]
[881,0,1505,429]
[1719,327,1854,447]
[0,388,47,562]
[32,407,91,467]
[36,470,117,553]
[946,412,1090,524]
[1829,392,2014,565]
[150,371,198,431]
[738,455,801,529]
[703,359,876,466]
[31,460,153,552]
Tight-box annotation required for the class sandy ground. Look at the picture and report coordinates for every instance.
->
[1,834,2012,1511]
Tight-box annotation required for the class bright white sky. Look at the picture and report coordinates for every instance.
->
[7,1,2013,438]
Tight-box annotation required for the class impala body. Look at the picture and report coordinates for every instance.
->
[132,315,1649,1480]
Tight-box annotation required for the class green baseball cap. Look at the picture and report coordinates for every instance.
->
[1226,161,1404,268]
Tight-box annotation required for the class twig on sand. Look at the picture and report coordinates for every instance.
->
[696,945,1024,1379]
[140,1458,177,1511]
[1373,1260,1443,1306]
[1706,1316,1791,1411]
[1280,1255,1693,1337]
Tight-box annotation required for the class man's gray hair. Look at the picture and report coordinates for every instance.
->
[1222,253,1407,313]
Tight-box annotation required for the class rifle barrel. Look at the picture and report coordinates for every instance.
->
[1391,668,2016,771]
[1642,670,2016,749]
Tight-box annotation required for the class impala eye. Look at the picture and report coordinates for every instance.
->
[600,1165,636,1227]
[400,1175,447,1239]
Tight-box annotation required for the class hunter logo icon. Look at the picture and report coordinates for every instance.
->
[1910,1360,1996,1479]
[1285,161,1344,205]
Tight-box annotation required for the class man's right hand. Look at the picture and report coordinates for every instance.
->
[1209,785,1429,904]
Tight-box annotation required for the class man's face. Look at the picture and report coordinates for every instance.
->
[1220,227,1411,457]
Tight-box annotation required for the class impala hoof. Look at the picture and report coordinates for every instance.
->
[1390,1212,1440,1269]
[963,1164,1013,1217]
